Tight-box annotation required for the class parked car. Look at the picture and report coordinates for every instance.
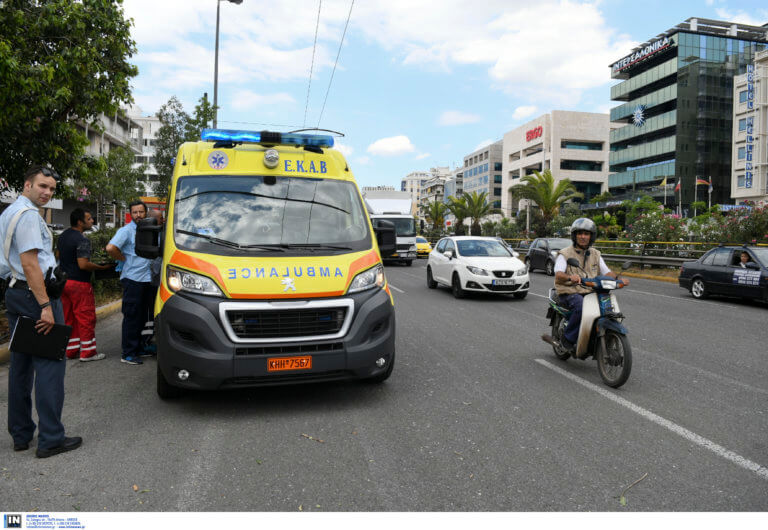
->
[415,236,432,257]
[426,236,530,299]
[524,237,571,276]
[678,245,768,302]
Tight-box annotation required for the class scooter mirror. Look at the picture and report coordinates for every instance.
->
[566,258,580,268]
[622,261,632,270]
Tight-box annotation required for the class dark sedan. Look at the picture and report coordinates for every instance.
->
[524,237,570,276]
[678,245,768,302]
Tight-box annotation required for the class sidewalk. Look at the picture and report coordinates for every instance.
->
[0,299,122,364]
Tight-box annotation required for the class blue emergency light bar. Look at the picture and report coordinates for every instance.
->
[201,128,334,148]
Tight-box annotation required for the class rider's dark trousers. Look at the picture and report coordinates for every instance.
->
[561,293,584,345]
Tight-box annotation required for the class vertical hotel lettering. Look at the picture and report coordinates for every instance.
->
[745,64,755,188]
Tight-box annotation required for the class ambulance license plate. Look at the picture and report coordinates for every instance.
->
[267,356,312,372]
[492,279,515,286]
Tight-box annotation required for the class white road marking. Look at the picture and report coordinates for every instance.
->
[535,359,768,482]
[388,284,404,293]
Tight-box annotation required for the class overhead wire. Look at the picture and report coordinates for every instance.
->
[303,0,322,128]
[316,0,354,129]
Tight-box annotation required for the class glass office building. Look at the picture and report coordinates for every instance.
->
[609,18,768,212]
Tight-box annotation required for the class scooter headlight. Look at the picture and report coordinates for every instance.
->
[348,264,385,293]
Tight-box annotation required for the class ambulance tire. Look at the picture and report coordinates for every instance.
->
[366,351,395,384]
[404,260,413,266]
[157,364,186,399]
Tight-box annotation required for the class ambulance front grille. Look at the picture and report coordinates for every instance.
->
[226,307,348,339]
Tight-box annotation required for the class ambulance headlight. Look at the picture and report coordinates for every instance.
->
[348,265,385,293]
[167,266,223,297]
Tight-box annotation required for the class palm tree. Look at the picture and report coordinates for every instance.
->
[463,191,502,236]
[421,200,447,232]
[445,195,468,235]
[509,169,583,235]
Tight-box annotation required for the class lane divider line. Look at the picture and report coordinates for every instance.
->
[388,284,404,294]
[534,358,768,482]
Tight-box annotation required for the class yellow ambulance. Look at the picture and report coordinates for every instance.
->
[136,129,396,398]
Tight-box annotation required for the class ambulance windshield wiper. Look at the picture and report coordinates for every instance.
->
[177,191,349,214]
[285,243,353,251]
[176,230,285,252]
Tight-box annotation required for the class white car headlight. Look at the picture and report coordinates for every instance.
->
[516,266,528,276]
[466,265,488,276]
[348,264,385,293]
[166,266,224,297]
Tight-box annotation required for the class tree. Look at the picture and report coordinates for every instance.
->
[77,147,146,227]
[153,94,216,197]
[0,0,138,189]
[445,195,468,235]
[509,169,583,236]
[463,191,501,236]
[421,200,447,232]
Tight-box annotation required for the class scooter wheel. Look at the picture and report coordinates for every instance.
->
[597,330,632,388]
[552,317,570,361]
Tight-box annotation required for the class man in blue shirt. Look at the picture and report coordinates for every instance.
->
[0,165,82,458]
[106,200,153,365]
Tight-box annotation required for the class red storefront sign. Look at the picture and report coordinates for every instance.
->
[526,126,543,142]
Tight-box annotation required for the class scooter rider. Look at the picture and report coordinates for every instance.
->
[553,218,628,355]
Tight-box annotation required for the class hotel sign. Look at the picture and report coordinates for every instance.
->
[612,36,673,74]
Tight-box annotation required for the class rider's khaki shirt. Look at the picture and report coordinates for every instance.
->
[555,245,603,296]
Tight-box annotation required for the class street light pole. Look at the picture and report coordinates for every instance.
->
[213,0,243,129]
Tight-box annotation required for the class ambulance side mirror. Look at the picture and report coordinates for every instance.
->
[135,218,162,259]
[374,220,396,257]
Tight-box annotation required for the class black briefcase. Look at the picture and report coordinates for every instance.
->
[9,316,72,361]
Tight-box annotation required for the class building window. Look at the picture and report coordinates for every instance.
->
[494,162,502,171]
[494,175,502,183]
[737,174,745,187]
[739,90,748,103]
[738,118,747,131]
[738,147,746,159]
[493,200,501,208]
[560,160,603,171]
[561,140,603,151]
[493,188,501,196]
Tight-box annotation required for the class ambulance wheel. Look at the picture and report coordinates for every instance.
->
[404,260,413,266]
[157,364,185,399]
[366,352,395,383]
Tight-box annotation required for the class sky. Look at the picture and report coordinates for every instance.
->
[122,0,768,189]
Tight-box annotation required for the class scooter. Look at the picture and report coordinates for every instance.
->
[542,259,632,388]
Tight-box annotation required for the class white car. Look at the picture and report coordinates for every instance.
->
[426,236,530,299]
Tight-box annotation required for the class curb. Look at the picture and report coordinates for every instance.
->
[0,299,122,365]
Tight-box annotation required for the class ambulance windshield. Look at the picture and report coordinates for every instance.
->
[174,175,371,254]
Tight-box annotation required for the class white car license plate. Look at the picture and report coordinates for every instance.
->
[492,279,515,286]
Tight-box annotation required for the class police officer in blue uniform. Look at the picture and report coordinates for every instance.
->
[0,165,82,458]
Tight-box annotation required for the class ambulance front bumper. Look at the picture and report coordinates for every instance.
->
[155,287,395,390]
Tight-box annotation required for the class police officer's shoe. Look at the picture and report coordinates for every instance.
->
[13,441,30,451]
[36,436,82,458]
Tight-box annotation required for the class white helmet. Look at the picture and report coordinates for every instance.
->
[570,218,596,247]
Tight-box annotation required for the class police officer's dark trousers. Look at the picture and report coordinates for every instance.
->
[6,287,66,450]
[120,278,153,357]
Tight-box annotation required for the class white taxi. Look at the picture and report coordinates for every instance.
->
[426,236,529,299]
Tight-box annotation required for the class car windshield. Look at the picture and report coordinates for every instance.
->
[376,217,416,237]
[416,237,427,243]
[456,240,512,257]
[173,175,371,254]
[749,248,768,266]
[548,238,570,250]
